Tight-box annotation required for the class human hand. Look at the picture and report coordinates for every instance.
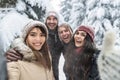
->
[5,48,23,62]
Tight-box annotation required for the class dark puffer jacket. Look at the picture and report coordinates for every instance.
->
[88,50,101,80]
[47,29,63,80]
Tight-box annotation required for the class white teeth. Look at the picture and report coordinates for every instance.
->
[63,37,67,39]
[50,24,54,26]
[35,44,41,46]
[63,36,68,39]
[76,39,80,41]
[76,38,81,41]
[34,43,42,46]
[76,40,81,43]
[49,24,55,26]
[64,37,67,39]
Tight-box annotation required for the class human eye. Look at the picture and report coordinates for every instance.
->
[29,32,36,37]
[40,33,46,37]
[47,17,50,20]
[81,33,86,37]
[60,31,63,34]
[65,30,68,32]
[58,30,62,34]
[75,31,79,35]
[53,18,57,21]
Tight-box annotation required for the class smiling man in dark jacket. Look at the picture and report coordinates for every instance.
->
[45,11,63,80]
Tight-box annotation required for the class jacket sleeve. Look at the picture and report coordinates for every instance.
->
[88,51,101,80]
[7,62,20,80]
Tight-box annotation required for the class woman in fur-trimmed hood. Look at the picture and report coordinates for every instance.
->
[7,20,54,80]
[63,25,100,80]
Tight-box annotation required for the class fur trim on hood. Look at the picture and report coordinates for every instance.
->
[97,31,120,80]
[11,38,36,61]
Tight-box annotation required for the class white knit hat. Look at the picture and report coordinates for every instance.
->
[97,31,120,80]
[22,20,48,40]
[45,11,59,20]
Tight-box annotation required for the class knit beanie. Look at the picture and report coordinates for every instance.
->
[22,20,48,40]
[77,25,95,42]
[97,31,120,80]
[45,11,59,20]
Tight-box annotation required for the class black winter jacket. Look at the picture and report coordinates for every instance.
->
[47,29,63,80]
[88,50,101,80]
[63,42,100,80]
[47,29,63,57]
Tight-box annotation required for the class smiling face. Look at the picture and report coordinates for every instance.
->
[46,16,58,30]
[74,30,87,47]
[58,26,72,44]
[25,27,46,51]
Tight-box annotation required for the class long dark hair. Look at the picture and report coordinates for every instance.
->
[26,26,51,70]
[82,34,96,54]
[78,34,96,80]
[73,33,96,79]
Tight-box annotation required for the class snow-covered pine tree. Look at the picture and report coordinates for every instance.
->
[16,0,50,21]
[0,0,17,7]
[0,0,50,55]
[0,0,50,21]
[60,0,72,22]
[60,0,120,46]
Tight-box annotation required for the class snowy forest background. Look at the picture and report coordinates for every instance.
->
[0,0,120,79]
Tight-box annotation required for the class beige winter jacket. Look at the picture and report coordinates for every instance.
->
[7,38,54,80]
[7,60,54,80]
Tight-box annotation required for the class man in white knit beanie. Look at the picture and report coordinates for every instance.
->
[45,11,62,80]
[97,31,120,80]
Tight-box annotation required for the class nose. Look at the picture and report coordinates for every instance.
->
[35,36,41,41]
[62,31,65,35]
[49,19,54,23]
[76,34,82,38]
